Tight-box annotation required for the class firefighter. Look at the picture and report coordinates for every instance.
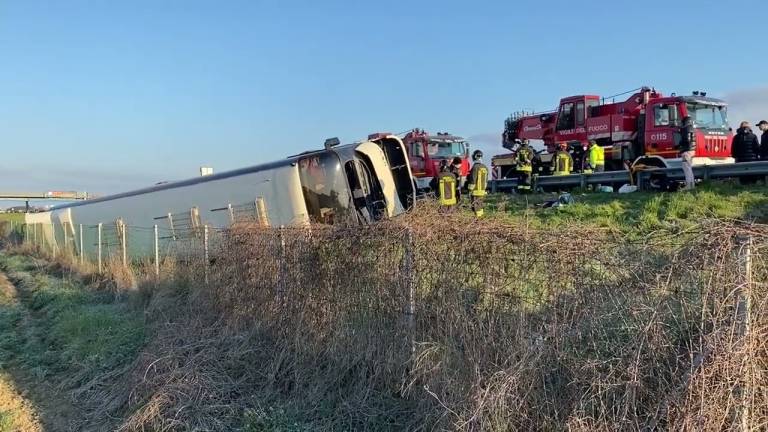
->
[467,150,489,217]
[583,140,605,173]
[449,156,464,200]
[435,163,458,210]
[516,139,534,192]
[552,142,573,176]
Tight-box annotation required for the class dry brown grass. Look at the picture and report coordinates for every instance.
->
[104,205,768,431]
[0,373,41,432]
[4,205,767,431]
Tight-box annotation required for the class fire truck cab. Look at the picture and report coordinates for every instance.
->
[401,129,471,190]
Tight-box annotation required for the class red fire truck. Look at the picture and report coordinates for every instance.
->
[400,129,471,190]
[493,87,734,177]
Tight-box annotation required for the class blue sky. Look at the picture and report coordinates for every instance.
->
[1,0,766,198]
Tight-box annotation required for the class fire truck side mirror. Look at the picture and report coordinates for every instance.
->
[668,105,680,126]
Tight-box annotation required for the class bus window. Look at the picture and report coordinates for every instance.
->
[298,153,352,223]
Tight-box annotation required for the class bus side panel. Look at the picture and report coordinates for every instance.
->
[65,166,310,256]
[25,211,56,250]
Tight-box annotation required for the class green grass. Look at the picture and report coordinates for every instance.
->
[0,214,24,224]
[0,411,14,432]
[0,253,145,383]
[488,180,768,235]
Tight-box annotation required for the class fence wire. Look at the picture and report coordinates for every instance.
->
[0,214,766,430]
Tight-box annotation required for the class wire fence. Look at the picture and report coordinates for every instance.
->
[1,212,767,430]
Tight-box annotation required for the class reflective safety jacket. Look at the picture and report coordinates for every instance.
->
[553,151,573,176]
[517,145,534,173]
[468,162,488,197]
[437,172,457,206]
[585,144,605,172]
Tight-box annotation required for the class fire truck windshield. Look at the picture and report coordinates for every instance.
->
[686,104,728,129]
[298,152,352,223]
[426,140,467,158]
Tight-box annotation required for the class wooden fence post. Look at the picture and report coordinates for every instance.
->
[736,235,753,431]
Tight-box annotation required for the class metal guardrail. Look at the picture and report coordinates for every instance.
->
[635,161,768,190]
[0,192,90,201]
[491,170,632,192]
[490,161,768,193]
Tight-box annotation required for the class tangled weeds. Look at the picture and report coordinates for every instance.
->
[11,206,767,431]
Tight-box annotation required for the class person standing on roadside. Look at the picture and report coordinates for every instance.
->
[732,121,761,184]
[677,116,696,190]
[516,140,535,192]
[732,121,760,163]
[757,120,768,160]
[449,156,464,200]
[552,142,574,176]
[467,150,489,217]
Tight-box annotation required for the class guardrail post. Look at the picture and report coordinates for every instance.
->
[580,173,587,189]
[637,172,647,191]
[97,223,103,273]
[154,225,160,278]
[703,165,711,181]
[491,180,497,194]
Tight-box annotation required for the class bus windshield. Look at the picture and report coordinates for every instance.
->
[298,153,352,223]
[427,140,467,158]
[686,104,728,129]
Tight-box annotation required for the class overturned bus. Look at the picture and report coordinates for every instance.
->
[26,135,415,256]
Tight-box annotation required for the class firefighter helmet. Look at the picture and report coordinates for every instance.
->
[472,150,483,161]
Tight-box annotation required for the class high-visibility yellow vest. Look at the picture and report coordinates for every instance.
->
[517,146,534,173]
[437,172,457,206]
[553,151,573,176]
[468,163,488,197]
[588,144,605,168]
[472,167,488,197]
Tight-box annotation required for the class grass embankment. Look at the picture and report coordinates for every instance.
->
[0,269,40,432]
[0,253,145,430]
[489,181,768,234]
[0,214,24,225]
[0,184,764,430]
